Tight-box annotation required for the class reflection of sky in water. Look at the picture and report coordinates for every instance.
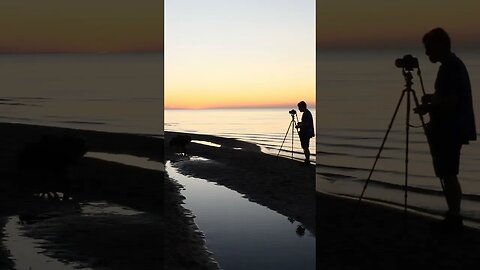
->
[165,108,316,162]
[3,216,93,270]
[166,161,315,270]
[191,140,221,148]
[86,152,164,172]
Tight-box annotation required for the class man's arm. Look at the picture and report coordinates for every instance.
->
[415,93,459,115]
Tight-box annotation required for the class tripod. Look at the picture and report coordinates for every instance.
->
[356,67,434,218]
[277,113,299,160]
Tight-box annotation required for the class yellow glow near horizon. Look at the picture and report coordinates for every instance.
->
[165,0,315,109]
[166,53,315,109]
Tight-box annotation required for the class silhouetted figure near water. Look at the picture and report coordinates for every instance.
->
[17,135,87,200]
[169,135,192,155]
[296,101,315,165]
[414,28,476,231]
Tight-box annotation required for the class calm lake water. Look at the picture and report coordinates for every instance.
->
[316,49,480,226]
[0,53,164,136]
[165,108,316,161]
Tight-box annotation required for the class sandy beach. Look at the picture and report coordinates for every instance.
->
[317,192,480,270]
[0,122,212,270]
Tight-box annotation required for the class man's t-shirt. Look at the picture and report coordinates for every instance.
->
[431,53,476,144]
[300,109,315,138]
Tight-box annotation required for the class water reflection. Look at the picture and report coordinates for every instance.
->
[166,160,315,270]
[86,152,164,171]
[165,108,316,161]
[3,216,92,270]
[191,140,221,148]
[83,151,315,269]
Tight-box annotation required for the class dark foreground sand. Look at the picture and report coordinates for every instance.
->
[165,131,316,234]
[0,123,213,270]
[317,192,480,270]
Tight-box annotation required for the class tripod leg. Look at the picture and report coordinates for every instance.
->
[357,89,407,205]
[405,89,411,215]
[277,120,293,156]
[292,121,295,160]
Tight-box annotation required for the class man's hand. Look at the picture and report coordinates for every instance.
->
[414,104,429,115]
[421,94,433,104]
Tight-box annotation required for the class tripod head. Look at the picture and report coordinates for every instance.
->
[288,109,299,124]
[402,68,414,89]
[396,54,427,95]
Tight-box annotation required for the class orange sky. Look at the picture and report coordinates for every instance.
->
[0,1,163,53]
[165,0,315,109]
[317,1,480,50]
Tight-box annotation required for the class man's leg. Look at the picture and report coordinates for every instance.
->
[300,136,310,164]
[442,175,462,217]
[303,147,310,163]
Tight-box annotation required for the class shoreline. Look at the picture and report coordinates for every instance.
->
[0,122,212,270]
[165,131,316,234]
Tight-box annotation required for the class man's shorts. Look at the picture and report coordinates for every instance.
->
[299,135,310,149]
[429,138,462,178]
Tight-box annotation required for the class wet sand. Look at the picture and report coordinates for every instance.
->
[0,122,212,270]
[165,131,316,234]
[317,192,480,270]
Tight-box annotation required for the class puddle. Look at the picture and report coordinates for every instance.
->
[3,216,93,270]
[167,160,316,270]
[86,152,164,171]
[191,140,222,148]
[80,201,144,216]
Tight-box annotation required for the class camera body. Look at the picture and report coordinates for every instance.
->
[395,54,419,71]
[289,109,297,115]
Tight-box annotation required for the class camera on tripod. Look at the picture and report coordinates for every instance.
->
[278,109,300,159]
[395,54,419,71]
[356,54,430,220]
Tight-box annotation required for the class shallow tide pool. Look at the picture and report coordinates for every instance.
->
[167,159,316,270]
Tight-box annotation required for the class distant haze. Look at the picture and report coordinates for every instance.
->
[317,0,480,50]
[0,1,163,53]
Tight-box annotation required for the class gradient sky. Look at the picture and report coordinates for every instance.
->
[0,1,163,53]
[165,0,315,109]
[317,0,480,50]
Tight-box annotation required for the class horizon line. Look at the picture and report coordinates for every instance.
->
[0,50,164,55]
[165,105,316,110]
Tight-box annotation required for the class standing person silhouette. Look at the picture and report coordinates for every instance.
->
[296,101,315,166]
[414,28,476,231]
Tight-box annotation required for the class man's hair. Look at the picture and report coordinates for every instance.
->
[298,101,307,107]
[422,27,451,51]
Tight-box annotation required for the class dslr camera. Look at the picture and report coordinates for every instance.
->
[289,109,297,115]
[395,54,419,71]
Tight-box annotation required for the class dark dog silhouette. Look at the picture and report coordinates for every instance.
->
[169,135,192,154]
[17,135,87,200]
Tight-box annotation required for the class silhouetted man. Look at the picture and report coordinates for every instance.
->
[296,101,314,165]
[414,28,476,231]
